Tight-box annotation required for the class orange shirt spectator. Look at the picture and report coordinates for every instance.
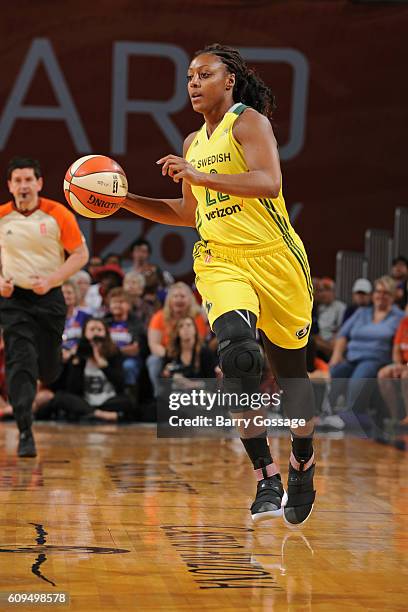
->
[149,309,207,348]
[146,282,208,396]
[394,316,408,362]
[148,282,208,358]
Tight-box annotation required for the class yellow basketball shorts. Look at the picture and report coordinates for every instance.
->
[193,233,313,349]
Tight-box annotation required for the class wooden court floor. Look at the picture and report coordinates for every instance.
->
[0,422,407,611]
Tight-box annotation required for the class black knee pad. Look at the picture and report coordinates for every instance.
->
[213,311,263,394]
[219,336,263,379]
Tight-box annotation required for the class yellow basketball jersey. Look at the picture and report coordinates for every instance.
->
[186,103,292,246]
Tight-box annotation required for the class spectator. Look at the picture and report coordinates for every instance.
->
[377,309,408,425]
[84,256,107,315]
[144,267,168,306]
[390,255,408,309]
[38,318,132,423]
[49,279,89,392]
[61,280,90,357]
[123,270,158,325]
[342,278,373,323]
[147,282,208,395]
[128,238,174,289]
[162,316,219,382]
[314,278,346,361]
[104,287,146,390]
[390,255,408,283]
[104,252,123,267]
[90,263,124,317]
[123,270,145,304]
[87,255,103,280]
[71,270,95,314]
[128,238,160,276]
[328,276,404,412]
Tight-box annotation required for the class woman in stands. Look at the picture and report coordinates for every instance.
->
[147,282,207,395]
[329,276,404,412]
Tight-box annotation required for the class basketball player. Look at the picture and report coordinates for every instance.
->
[123,45,315,526]
[0,157,89,457]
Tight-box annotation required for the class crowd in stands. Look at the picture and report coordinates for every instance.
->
[1,239,408,433]
[309,255,408,430]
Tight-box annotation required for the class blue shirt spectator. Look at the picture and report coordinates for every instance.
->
[338,305,404,363]
[103,287,147,388]
[328,275,405,413]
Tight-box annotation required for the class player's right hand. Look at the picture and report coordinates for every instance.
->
[0,276,14,298]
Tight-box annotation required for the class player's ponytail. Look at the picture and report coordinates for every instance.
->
[236,66,276,119]
[194,44,276,119]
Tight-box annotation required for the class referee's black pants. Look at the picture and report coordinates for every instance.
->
[0,287,66,432]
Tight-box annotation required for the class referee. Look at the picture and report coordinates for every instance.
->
[0,157,89,457]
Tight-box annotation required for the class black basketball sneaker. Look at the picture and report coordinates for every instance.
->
[283,456,316,526]
[251,474,288,523]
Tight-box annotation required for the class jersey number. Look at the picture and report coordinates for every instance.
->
[205,169,230,206]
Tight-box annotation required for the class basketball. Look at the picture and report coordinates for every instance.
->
[64,155,128,218]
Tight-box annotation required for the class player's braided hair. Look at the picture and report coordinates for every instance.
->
[194,43,276,118]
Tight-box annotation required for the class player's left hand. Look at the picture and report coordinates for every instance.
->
[156,155,203,185]
[31,275,53,295]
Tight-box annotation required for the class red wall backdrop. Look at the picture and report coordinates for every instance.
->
[0,0,407,280]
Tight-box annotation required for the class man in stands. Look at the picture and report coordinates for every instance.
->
[313,278,346,362]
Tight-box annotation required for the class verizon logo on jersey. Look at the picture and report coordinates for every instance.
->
[205,203,242,220]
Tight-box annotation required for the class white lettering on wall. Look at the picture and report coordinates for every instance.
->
[0,40,309,161]
[111,42,190,155]
[0,38,90,152]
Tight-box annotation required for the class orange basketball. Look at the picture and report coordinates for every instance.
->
[64,155,128,218]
